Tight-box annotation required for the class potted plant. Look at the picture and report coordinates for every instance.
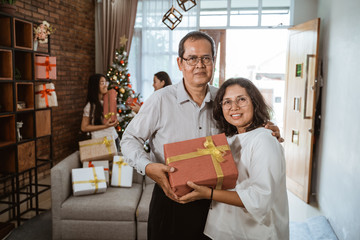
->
[0,0,17,14]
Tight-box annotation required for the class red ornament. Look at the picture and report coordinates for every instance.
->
[127,73,131,77]
[115,86,119,90]
[118,109,122,113]
[132,90,135,93]
[116,126,121,131]
[120,60,124,64]
[128,84,132,88]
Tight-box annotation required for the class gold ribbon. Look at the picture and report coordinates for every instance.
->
[79,136,112,154]
[104,112,115,120]
[166,136,230,189]
[115,158,128,185]
[72,167,106,193]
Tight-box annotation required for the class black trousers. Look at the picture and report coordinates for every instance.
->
[148,184,211,240]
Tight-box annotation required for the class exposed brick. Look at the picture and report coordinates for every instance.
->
[15,0,96,165]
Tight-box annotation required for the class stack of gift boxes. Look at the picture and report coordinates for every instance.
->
[34,56,58,108]
[73,137,134,196]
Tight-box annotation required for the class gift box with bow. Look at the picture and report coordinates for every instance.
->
[164,133,238,197]
[103,89,117,124]
[35,83,58,108]
[111,155,133,187]
[72,166,107,196]
[79,136,117,162]
[35,56,57,80]
[83,160,110,184]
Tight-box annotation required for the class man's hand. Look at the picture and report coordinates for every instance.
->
[145,163,178,201]
[178,181,211,204]
[265,121,284,143]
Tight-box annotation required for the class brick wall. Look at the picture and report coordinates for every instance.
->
[15,0,96,164]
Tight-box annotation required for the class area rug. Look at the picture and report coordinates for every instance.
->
[5,210,51,240]
[290,216,338,240]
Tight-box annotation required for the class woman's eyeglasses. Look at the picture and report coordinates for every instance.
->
[220,96,249,110]
[100,81,109,86]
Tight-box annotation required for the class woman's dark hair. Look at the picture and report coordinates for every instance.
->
[178,31,216,60]
[213,78,271,137]
[154,71,172,87]
[86,73,106,125]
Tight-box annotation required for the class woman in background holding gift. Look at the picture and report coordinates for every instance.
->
[81,74,120,150]
[179,78,289,240]
[130,71,172,113]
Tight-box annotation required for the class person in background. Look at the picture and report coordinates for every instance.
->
[152,71,172,91]
[179,78,289,240]
[121,31,282,240]
[81,73,120,150]
[130,71,172,113]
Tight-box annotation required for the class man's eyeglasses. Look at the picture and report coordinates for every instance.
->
[181,56,213,66]
[220,96,250,110]
[100,81,109,86]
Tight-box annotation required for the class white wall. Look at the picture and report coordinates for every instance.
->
[292,0,318,25]
[316,0,360,239]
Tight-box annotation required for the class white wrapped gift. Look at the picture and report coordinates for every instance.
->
[82,160,110,185]
[72,167,107,196]
[111,156,133,187]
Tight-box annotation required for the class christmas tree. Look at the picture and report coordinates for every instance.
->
[106,35,142,140]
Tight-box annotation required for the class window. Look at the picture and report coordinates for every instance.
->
[129,0,292,101]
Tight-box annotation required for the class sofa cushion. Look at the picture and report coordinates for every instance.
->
[61,184,143,221]
[136,183,155,222]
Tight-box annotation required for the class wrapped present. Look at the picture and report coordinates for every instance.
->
[72,166,107,196]
[103,89,117,124]
[164,133,238,197]
[125,96,141,107]
[35,56,57,80]
[83,160,110,184]
[35,83,58,108]
[79,136,117,162]
[111,156,133,187]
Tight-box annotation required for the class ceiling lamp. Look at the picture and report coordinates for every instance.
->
[162,5,183,30]
[176,0,197,12]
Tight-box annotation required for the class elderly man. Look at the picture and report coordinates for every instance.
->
[120,31,281,240]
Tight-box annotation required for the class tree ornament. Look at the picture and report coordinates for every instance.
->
[120,88,125,93]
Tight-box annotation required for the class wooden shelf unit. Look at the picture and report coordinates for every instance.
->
[0,12,53,226]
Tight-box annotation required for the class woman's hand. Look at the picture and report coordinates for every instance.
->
[105,118,118,128]
[265,121,284,143]
[178,181,211,204]
[130,103,141,114]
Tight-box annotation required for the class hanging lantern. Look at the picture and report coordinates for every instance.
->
[162,6,183,30]
[177,0,197,12]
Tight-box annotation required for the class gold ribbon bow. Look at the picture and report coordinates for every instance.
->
[104,112,115,120]
[72,167,106,193]
[79,136,113,154]
[115,158,128,186]
[166,136,230,189]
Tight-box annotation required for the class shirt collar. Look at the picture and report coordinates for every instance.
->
[176,79,216,104]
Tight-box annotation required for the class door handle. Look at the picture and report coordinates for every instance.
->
[303,54,316,119]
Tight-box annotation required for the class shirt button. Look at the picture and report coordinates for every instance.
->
[199,127,202,130]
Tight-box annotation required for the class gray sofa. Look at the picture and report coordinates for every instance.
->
[51,151,155,240]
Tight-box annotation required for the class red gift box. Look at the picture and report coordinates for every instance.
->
[164,133,238,197]
[125,96,141,107]
[35,56,57,80]
[103,89,117,124]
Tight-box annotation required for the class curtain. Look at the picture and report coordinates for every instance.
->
[128,0,198,100]
[95,0,139,74]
